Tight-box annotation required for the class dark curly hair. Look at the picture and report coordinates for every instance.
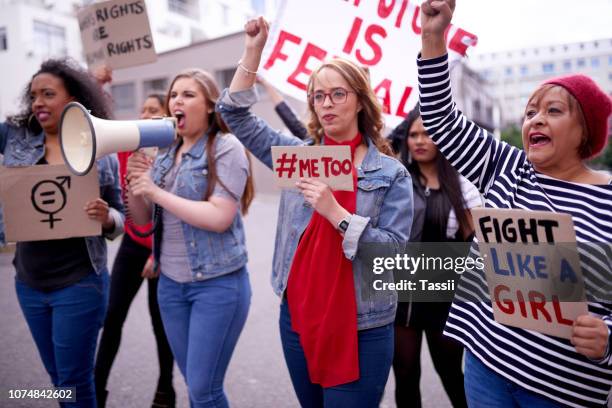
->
[7,58,113,134]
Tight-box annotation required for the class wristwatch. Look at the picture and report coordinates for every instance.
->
[337,215,351,233]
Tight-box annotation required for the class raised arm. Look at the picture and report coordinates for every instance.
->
[217,17,304,168]
[418,0,523,194]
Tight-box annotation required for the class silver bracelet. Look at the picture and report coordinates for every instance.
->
[237,59,257,75]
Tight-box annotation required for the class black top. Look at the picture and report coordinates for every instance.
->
[13,157,94,292]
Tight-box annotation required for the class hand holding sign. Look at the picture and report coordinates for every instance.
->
[571,315,609,360]
[84,197,112,229]
[297,178,345,221]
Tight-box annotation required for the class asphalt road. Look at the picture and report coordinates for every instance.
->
[0,193,450,408]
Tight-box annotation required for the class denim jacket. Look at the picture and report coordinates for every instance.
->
[151,132,248,281]
[217,87,413,330]
[0,122,124,274]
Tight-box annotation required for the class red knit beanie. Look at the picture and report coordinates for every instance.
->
[543,74,611,158]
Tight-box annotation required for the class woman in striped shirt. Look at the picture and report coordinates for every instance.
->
[418,1,612,406]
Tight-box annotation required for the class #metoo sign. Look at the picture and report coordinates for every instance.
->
[260,0,477,126]
[77,0,157,69]
[473,208,588,339]
[271,146,354,191]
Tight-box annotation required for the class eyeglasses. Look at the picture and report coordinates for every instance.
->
[308,88,354,106]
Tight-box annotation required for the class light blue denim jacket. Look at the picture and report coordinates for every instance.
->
[0,122,124,274]
[151,132,248,280]
[217,87,413,330]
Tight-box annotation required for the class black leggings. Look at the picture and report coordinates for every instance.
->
[393,324,467,408]
[94,233,174,393]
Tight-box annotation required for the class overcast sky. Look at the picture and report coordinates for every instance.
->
[447,0,612,54]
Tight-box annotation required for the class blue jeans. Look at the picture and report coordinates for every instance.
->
[464,350,563,407]
[279,300,393,408]
[15,271,109,408]
[158,267,251,408]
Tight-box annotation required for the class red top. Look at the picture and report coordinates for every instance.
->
[118,151,153,249]
[286,133,361,387]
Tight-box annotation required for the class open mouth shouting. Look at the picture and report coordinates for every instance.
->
[528,132,551,148]
[174,110,186,129]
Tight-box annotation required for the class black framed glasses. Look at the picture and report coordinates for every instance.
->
[308,88,354,106]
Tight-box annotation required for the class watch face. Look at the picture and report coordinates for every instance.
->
[339,220,349,232]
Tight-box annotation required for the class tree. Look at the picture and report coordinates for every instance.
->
[500,125,522,149]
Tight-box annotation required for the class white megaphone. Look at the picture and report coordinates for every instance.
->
[59,101,177,175]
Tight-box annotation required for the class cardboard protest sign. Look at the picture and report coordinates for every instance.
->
[472,208,587,339]
[77,0,156,69]
[0,165,101,242]
[271,145,353,191]
[260,0,477,127]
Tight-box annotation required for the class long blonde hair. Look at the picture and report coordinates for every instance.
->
[166,69,254,214]
[306,58,392,156]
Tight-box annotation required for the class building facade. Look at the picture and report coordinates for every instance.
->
[0,0,258,120]
[0,0,83,119]
[469,38,612,129]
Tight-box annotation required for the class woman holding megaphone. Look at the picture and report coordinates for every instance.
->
[216,17,412,407]
[125,69,254,408]
[418,1,612,407]
[0,58,124,407]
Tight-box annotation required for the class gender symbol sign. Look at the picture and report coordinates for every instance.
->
[0,164,100,242]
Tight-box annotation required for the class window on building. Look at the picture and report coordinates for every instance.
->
[33,21,66,57]
[609,56,612,66]
[251,0,266,14]
[111,83,136,111]
[221,3,230,25]
[563,45,569,52]
[472,100,481,118]
[563,60,572,71]
[143,78,168,100]
[594,41,599,47]
[591,57,600,68]
[542,63,555,73]
[0,27,7,51]
[504,67,513,77]
[579,43,584,50]
[520,65,528,76]
[486,106,493,124]
[577,58,586,68]
[168,0,200,19]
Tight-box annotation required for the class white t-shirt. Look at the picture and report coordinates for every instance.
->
[445,176,482,239]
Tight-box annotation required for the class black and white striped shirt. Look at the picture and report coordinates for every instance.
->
[418,54,612,407]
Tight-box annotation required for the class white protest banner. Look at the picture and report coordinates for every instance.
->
[271,146,354,191]
[472,208,588,339]
[0,165,101,242]
[77,0,156,69]
[260,0,477,127]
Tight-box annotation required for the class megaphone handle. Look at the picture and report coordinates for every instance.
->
[123,161,172,238]
[123,180,156,238]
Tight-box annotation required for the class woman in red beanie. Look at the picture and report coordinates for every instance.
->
[417,1,611,407]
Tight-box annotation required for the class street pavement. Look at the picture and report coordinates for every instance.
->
[0,193,450,408]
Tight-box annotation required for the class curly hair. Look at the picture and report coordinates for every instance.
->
[305,58,392,156]
[7,58,112,134]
